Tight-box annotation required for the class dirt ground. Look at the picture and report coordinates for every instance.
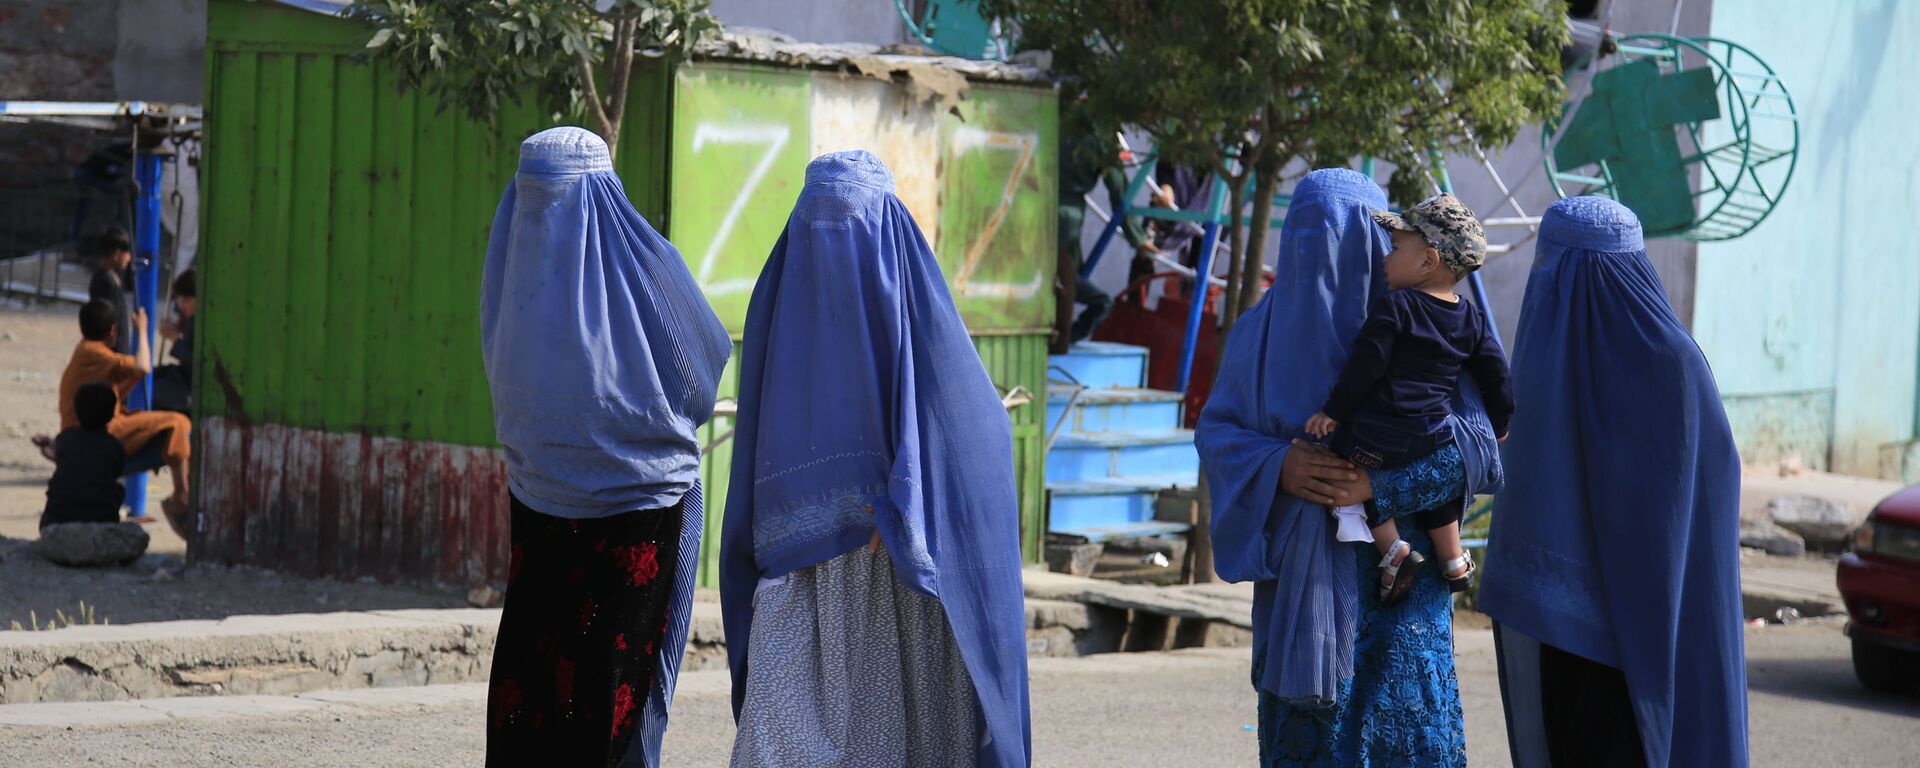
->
[0,300,465,628]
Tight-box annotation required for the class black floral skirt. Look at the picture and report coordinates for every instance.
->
[487,494,683,768]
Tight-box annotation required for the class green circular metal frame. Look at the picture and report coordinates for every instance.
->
[1543,33,1800,241]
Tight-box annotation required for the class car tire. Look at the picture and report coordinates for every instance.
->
[1852,635,1920,693]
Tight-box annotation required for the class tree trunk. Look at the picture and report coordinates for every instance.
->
[1188,169,1247,586]
[1236,168,1280,323]
[602,17,637,163]
[573,17,639,163]
[1219,174,1248,326]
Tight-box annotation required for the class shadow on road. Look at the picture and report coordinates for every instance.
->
[1747,651,1920,717]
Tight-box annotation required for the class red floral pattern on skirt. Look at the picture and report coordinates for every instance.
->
[611,683,638,738]
[615,542,661,587]
[486,495,681,768]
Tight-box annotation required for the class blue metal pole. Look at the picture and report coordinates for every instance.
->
[124,150,166,519]
[1174,224,1219,392]
[1081,156,1159,279]
[1081,216,1124,280]
[1174,173,1231,392]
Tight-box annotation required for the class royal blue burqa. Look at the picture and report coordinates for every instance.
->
[1195,168,1503,704]
[480,126,733,768]
[719,151,1031,767]
[481,127,733,519]
[1478,196,1747,767]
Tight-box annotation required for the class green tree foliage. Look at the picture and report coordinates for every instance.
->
[982,0,1567,324]
[347,0,720,160]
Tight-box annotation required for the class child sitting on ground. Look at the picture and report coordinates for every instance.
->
[56,299,194,531]
[42,382,127,528]
[1303,194,1514,605]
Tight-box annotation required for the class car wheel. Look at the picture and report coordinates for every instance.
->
[1852,636,1920,693]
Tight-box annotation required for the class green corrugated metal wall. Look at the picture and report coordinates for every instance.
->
[202,0,1052,585]
[202,0,672,443]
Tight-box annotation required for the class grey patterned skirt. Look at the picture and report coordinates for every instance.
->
[731,546,980,768]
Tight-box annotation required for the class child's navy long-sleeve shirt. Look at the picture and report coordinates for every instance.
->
[1322,289,1514,438]
[41,427,126,528]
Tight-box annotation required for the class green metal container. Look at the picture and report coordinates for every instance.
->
[197,0,1055,587]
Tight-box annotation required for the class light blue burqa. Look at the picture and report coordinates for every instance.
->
[480,126,732,767]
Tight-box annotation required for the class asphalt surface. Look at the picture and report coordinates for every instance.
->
[1,621,1914,766]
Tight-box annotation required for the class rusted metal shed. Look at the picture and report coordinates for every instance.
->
[196,0,1058,588]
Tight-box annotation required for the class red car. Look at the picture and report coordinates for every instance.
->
[1838,484,1920,693]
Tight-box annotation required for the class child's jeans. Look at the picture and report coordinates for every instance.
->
[1328,412,1454,470]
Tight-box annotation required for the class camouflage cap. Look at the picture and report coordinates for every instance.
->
[1371,194,1488,276]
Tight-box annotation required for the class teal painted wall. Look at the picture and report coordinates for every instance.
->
[1696,0,1920,479]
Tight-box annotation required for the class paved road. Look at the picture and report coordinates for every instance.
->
[1,622,1913,766]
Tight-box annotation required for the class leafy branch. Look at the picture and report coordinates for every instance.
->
[347,0,721,160]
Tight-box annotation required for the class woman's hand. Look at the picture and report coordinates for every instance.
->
[1281,439,1373,505]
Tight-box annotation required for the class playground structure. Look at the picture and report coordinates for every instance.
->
[896,0,1010,60]
[1546,32,1798,241]
[1041,23,1799,554]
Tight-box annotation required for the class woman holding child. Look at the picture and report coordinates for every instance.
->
[1197,168,1504,766]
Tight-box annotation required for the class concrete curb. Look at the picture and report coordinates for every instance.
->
[0,608,504,705]
[0,682,490,728]
[0,604,729,706]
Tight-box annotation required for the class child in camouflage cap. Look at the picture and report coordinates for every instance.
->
[1303,193,1516,605]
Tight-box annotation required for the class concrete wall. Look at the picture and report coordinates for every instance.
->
[710,0,914,46]
[116,0,208,104]
[1693,0,1920,480]
[0,0,206,182]
[0,0,123,182]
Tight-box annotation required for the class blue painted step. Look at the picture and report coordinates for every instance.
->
[1052,521,1195,544]
[1047,474,1197,533]
[1046,385,1184,435]
[1048,341,1148,390]
[1046,429,1199,484]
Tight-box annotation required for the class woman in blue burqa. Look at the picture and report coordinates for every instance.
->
[479,127,733,767]
[1195,168,1504,766]
[1478,196,1747,768]
[720,150,1031,767]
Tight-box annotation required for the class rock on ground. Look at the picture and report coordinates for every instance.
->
[1739,518,1807,557]
[33,523,149,568]
[1767,494,1855,550]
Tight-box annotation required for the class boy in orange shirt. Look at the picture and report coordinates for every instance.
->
[58,300,192,526]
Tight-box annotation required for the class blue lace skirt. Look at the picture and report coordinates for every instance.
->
[1256,525,1467,767]
[1256,447,1469,767]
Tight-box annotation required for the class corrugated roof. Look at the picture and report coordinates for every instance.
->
[271,0,350,16]
[263,2,1049,85]
[697,28,1048,84]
